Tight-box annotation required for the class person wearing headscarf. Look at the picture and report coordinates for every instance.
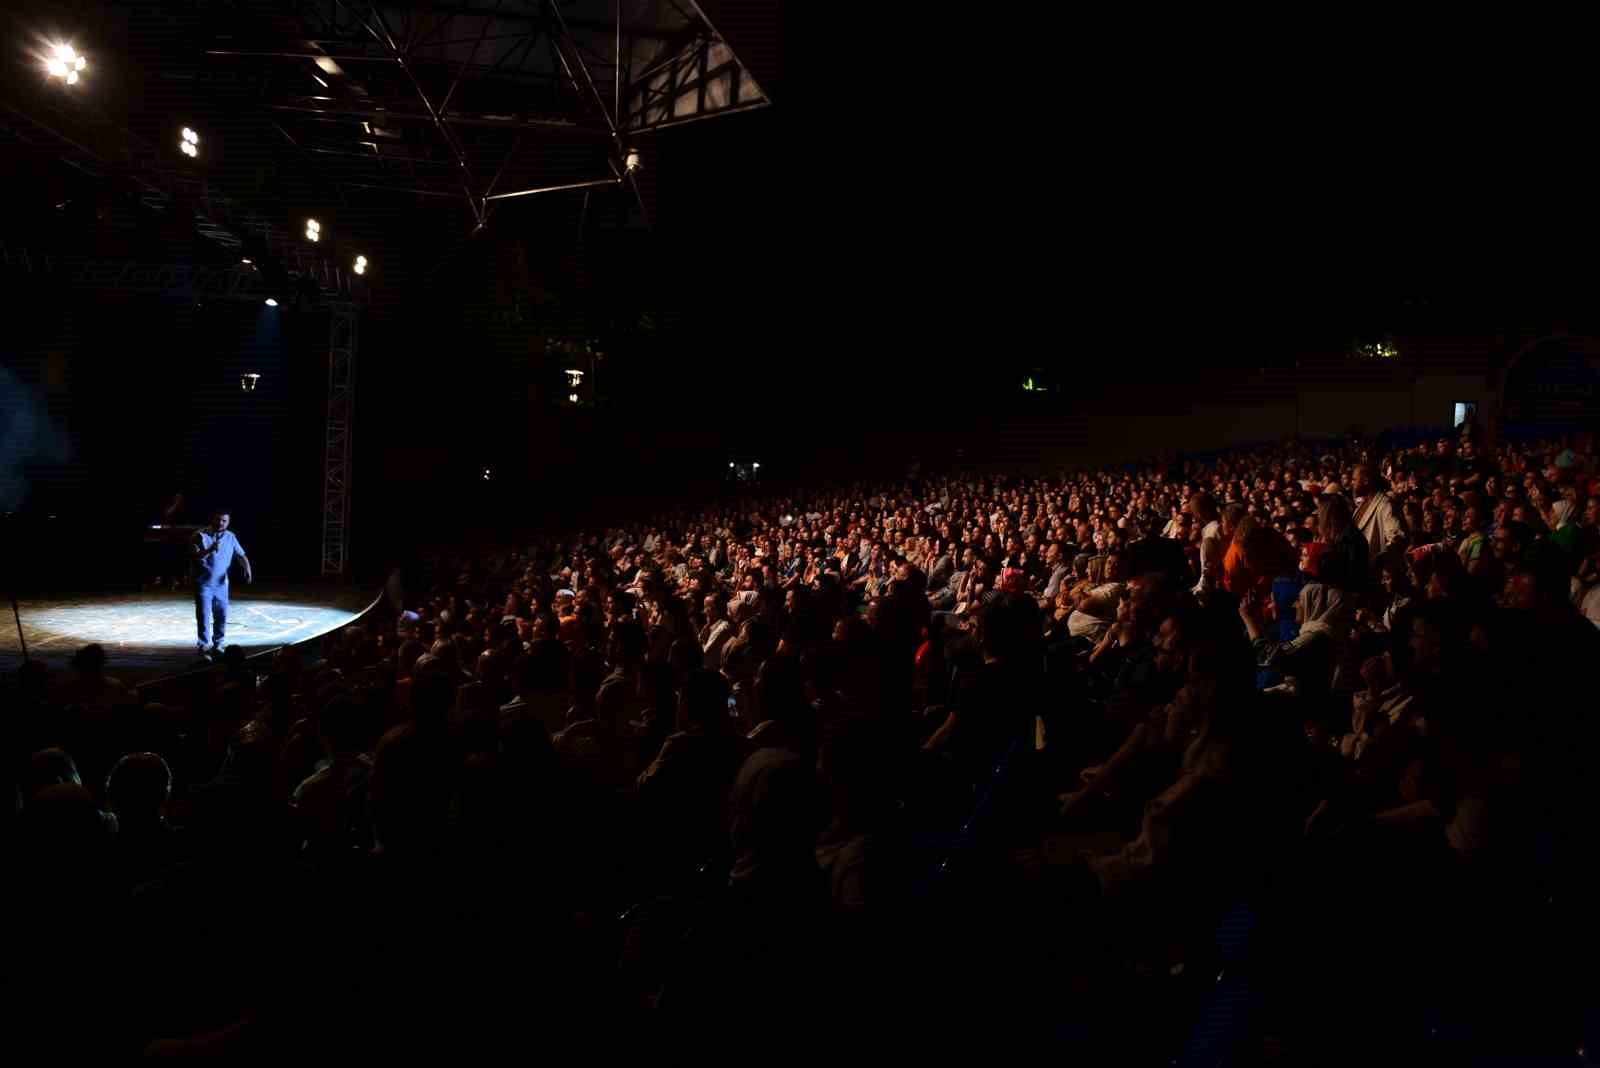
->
[1547,497,1581,556]
[1241,582,1356,701]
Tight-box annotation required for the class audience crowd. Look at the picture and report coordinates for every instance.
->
[9,423,1600,1057]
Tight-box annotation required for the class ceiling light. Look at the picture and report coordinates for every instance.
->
[47,45,85,83]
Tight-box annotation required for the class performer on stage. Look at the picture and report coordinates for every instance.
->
[193,509,252,658]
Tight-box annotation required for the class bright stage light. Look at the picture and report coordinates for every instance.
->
[353,254,367,275]
[624,147,642,174]
[240,373,260,392]
[569,393,579,403]
[241,258,252,264]
[305,218,321,243]
[264,297,278,306]
[182,127,198,144]
[47,44,85,83]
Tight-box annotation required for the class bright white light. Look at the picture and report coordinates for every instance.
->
[180,141,197,157]
[729,462,736,468]
[312,74,328,88]
[264,297,278,307]
[753,462,761,469]
[47,45,85,83]
[241,258,252,264]
[353,262,365,275]
[569,393,579,403]
[306,218,320,232]
[305,229,319,242]
[181,127,198,144]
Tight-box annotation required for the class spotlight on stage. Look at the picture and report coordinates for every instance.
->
[46,44,86,84]
[624,147,642,175]
[568,392,579,404]
[263,297,278,307]
[179,127,200,158]
[564,369,585,388]
[305,218,321,243]
[353,254,367,275]
[240,373,260,392]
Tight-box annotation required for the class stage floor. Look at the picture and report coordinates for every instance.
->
[0,585,381,687]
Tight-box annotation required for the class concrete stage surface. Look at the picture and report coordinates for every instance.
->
[1,585,382,687]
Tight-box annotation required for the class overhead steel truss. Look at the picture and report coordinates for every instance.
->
[203,1,769,222]
[0,244,270,300]
[0,94,362,299]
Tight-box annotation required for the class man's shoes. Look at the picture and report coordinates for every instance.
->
[198,645,214,660]
[212,643,227,657]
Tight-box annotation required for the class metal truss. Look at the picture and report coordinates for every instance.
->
[322,303,359,576]
[0,91,361,300]
[201,1,769,222]
[0,244,359,301]
[0,244,283,300]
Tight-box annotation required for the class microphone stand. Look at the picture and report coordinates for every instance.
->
[9,587,25,663]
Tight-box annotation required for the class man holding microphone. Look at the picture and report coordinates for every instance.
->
[193,509,252,659]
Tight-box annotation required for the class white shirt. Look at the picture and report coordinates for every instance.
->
[1353,491,1404,561]
[1194,520,1223,594]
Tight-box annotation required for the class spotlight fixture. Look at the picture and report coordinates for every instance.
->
[564,368,585,387]
[623,146,642,174]
[264,297,279,307]
[46,44,86,83]
[179,126,199,158]
[353,254,367,275]
[240,258,252,265]
[240,373,260,392]
[753,462,761,470]
[305,218,321,243]
[568,393,579,404]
